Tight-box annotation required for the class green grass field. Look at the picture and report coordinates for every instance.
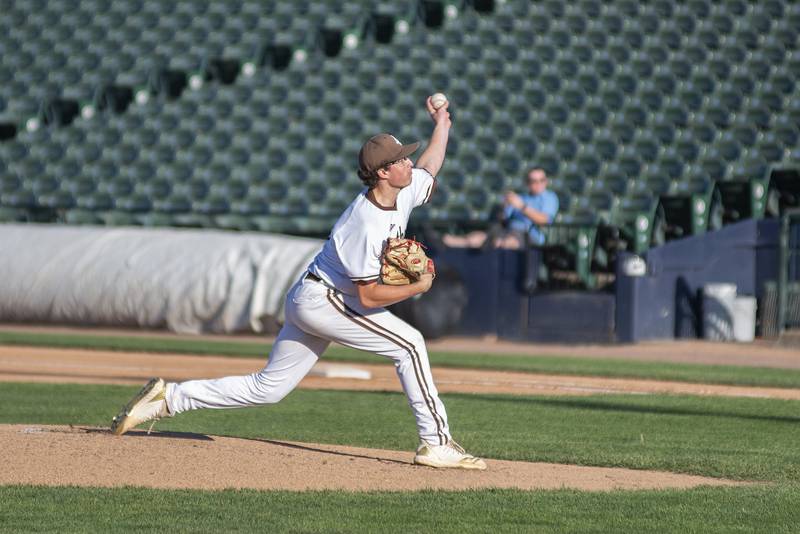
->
[2,485,799,534]
[3,329,800,388]
[2,381,800,532]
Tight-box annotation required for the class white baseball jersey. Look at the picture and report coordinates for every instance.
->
[308,167,435,295]
[167,166,453,446]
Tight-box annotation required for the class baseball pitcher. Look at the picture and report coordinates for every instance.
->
[111,96,486,470]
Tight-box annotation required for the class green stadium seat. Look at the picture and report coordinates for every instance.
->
[788,97,800,126]
[745,55,773,83]
[685,0,715,21]
[741,99,772,130]
[511,129,537,159]
[729,71,756,98]
[576,150,602,178]
[728,119,757,148]
[99,210,140,226]
[760,0,786,18]
[611,192,664,254]
[651,66,677,97]
[622,101,647,129]
[592,129,618,160]
[672,5,697,34]
[650,114,675,146]
[662,174,720,238]
[658,23,682,51]
[554,135,578,161]
[561,82,585,110]
[173,178,209,201]
[63,209,102,225]
[521,80,546,110]
[772,116,799,147]
[662,97,689,128]
[77,191,114,211]
[639,166,674,195]
[618,147,642,177]
[114,193,152,213]
[592,50,616,79]
[569,37,593,64]
[675,131,700,163]
[698,146,728,181]
[622,19,646,46]
[538,66,562,94]
[705,14,732,38]
[39,189,76,210]
[703,52,731,82]
[659,148,685,180]
[597,167,631,195]
[138,177,172,199]
[576,0,602,18]
[555,162,586,193]
[716,132,742,162]
[576,67,600,96]
[755,132,785,163]
[756,82,784,114]
[1,184,38,210]
[731,22,759,50]
[630,52,654,80]
[633,130,659,162]
[599,87,624,113]
[530,115,555,143]
[536,149,561,177]
[193,194,229,216]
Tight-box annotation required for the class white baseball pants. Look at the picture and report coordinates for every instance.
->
[167,275,452,445]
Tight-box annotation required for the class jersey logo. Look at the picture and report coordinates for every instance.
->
[389,224,403,238]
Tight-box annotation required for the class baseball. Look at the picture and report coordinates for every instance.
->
[430,92,448,110]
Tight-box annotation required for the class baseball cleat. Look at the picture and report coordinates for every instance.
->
[110,378,170,436]
[413,440,487,470]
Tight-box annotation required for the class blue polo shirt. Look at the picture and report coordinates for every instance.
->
[503,190,559,245]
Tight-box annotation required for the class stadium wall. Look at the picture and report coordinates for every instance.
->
[616,219,780,342]
[432,248,617,343]
[432,219,781,344]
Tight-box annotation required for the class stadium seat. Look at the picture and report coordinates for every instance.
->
[609,192,664,254]
[618,146,643,178]
[673,130,700,163]
[633,132,660,164]
[698,146,728,181]
[755,132,785,163]
[0,0,795,278]
[716,132,742,162]
[772,116,799,147]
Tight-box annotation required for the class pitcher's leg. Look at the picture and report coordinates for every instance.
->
[167,322,329,413]
[296,288,451,445]
[389,329,451,446]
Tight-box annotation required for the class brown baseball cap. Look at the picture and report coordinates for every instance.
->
[358,133,420,174]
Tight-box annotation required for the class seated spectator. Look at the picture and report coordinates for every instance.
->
[443,167,559,249]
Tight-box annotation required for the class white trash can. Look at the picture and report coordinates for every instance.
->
[702,283,737,341]
[732,296,757,343]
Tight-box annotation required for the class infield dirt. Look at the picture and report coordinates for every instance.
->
[1,425,744,492]
[2,345,800,400]
[0,337,782,493]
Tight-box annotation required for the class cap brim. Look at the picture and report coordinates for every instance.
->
[397,141,420,161]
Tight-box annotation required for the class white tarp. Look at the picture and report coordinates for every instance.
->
[0,224,324,334]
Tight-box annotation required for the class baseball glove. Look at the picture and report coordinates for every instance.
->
[380,237,435,285]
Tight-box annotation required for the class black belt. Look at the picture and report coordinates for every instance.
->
[305,271,322,283]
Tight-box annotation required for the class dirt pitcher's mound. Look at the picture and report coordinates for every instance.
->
[2,425,741,492]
